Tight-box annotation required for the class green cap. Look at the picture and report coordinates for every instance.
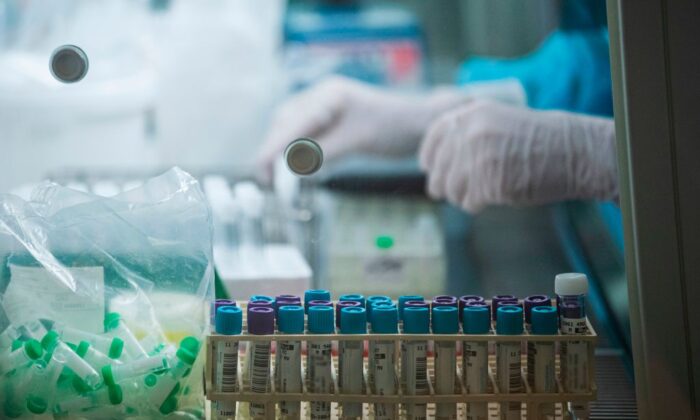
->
[144,373,158,388]
[108,384,123,405]
[159,395,178,415]
[40,331,60,352]
[104,312,121,331]
[72,375,92,394]
[179,336,200,354]
[3,400,23,418]
[26,396,47,414]
[109,337,124,359]
[24,339,43,360]
[76,341,90,358]
[102,364,116,386]
[375,235,394,249]
[176,347,197,366]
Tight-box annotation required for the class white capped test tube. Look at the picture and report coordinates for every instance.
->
[104,313,148,359]
[0,339,43,374]
[402,305,430,420]
[275,305,304,419]
[433,306,459,420]
[214,305,243,420]
[370,304,398,420]
[527,306,558,419]
[307,305,335,420]
[496,306,524,420]
[101,355,169,387]
[339,306,367,419]
[246,306,274,419]
[462,305,491,420]
[41,331,102,389]
[556,273,590,420]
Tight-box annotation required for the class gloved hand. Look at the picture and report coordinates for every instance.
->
[419,100,618,213]
[256,76,470,184]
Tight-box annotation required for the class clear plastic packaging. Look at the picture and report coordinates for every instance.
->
[0,167,214,418]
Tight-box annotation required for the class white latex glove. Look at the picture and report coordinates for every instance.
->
[256,76,470,184]
[419,100,618,213]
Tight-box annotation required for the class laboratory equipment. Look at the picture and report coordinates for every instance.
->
[370,304,398,420]
[463,305,490,420]
[338,306,366,418]
[307,306,335,419]
[527,306,558,419]
[496,306,524,420]
[213,305,242,420]
[246,307,274,419]
[276,305,304,419]
[432,306,459,420]
[49,45,89,83]
[401,306,429,420]
[285,138,324,176]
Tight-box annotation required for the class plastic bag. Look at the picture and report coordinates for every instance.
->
[0,167,213,418]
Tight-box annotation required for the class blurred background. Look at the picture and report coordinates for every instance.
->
[0,2,634,415]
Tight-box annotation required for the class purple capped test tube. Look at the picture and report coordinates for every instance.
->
[491,295,517,320]
[211,299,237,326]
[246,306,274,418]
[335,300,361,327]
[524,295,551,325]
[459,295,484,322]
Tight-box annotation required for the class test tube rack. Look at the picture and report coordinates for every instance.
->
[204,301,597,420]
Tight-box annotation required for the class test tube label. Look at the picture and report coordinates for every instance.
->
[497,343,522,420]
[464,341,489,420]
[372,341,397,420]
[434,341,458,420]
[215,341,239,393]
[338,341,364,418]
[308,341,333,419]
[277,340,302,417]
[248,342,271,418]
[401,340,428,419]
[526,341,556,418]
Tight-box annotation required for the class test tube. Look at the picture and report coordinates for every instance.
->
[50,321,123,359]
[336,300,361,328]
[433,306,459,420]
[148,337,199,415]
[101,354,169,386]
[398,295,424,321]
[56,384,123,413]
[42,331,102,389]
[555,273,590,420]
[75,340,124,370]
[432,295,458,310]
[370,304,398,420]
[496,305,524,420]
[402,306,429,420]
[308,300,333,309]
[458,295,484,322]
[463,305,491,420]
[523,295,551,328]
[527,306,558,420]
[304,289,331,313]
[212,299,237,327]
[214,305,243,420]
[339,294,366,308]
[491,295,517,320]
[367,300,394,386]
[0,339,43,375]
[250,295,275,303]
[366,295,392,319]
[104,313,148,359]
[339,306,366,419]
[23,357,63,416]
[276,306,304,420]
[247,306,274,419]
[307,306,334,420]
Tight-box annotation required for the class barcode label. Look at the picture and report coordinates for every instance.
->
[373,340,396,420]
[215,341,239,393]
[527,341,556,418]
[248,342,271,418]
[463,341,488,420]
[561,341,589,392]
[215,401,236,419]
[309,341,333,420]
[402,340,428,420]
[561,317,588,335]
[497,342,522,419]
[277,340,302,417]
